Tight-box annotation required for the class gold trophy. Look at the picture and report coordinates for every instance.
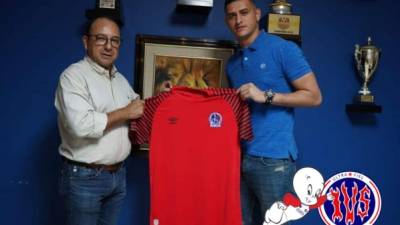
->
[354,37,380,103]
[267,0,301,44]
[346,37,382,113]
[270,0,292,14]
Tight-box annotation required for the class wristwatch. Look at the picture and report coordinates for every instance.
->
[264,89,275,105]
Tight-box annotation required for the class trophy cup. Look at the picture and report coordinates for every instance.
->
[354,37,380,102]
[346,37,382,113]
[270,0,292,14]
[267,0,301,45]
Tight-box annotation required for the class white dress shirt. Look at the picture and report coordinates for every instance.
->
[55,56,138,165]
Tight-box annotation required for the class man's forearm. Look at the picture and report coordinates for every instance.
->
[105,107,129,131]
[105,99,145,131]
[272,90,322,107]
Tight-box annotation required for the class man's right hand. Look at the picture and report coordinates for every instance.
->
[125,99,145,119]
[105,98,144,132]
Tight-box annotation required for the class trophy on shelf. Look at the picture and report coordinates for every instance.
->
[346,37,382,113]
[86,0,124,26]
[267,0,301,45]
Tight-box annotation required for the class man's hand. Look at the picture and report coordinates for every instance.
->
[105,98,144,131]
[159,80,173,92]
[237,83,266,103]
[125,99,145,119]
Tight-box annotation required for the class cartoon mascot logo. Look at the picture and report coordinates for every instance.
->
[263,167,333,225]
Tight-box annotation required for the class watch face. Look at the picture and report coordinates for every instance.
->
[264,90,275,104]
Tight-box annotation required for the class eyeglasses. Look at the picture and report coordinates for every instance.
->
[87,34,122,48]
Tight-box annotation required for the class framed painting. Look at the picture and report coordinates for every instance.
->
[134,34,237,99]
[133,34,237,152]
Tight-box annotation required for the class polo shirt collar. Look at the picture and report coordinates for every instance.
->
[85,56,118,78]
[244,30,268,51]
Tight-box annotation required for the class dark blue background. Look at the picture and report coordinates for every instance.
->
[0,0,399,224]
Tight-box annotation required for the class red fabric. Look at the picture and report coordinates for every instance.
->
[130,87,252,225]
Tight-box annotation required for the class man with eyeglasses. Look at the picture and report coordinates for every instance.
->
[55,15,144,225]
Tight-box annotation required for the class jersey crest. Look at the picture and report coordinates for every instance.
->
[209,112,222,128]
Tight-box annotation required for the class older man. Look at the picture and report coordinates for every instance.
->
[55,16,144,225]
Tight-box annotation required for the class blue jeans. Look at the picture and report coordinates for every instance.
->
[59,160,126,225]
[241,154,296,225]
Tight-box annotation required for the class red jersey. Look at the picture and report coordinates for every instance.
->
[130,87,253,225]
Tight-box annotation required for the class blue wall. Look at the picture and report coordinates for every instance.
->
[0,0,399,224]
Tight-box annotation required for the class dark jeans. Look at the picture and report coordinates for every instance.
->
[59,161,126,225]
[241,154,296,225]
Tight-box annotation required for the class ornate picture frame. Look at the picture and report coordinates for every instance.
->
[134,34,237,99]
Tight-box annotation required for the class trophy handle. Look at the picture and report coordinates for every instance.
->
[354,45,362,72]
[353,37,381,103]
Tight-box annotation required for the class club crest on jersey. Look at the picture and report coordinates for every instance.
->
[209,112,222,128]
[318,172,382,225]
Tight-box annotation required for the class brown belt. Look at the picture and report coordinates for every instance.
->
[62,157,123,173]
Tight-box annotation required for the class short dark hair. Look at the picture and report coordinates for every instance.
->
[224,0,255,11]
[83,16,122,36]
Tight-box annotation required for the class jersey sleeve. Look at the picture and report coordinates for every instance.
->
[129,92,171,144]
[213,88,253,141]
[236,97,253,141]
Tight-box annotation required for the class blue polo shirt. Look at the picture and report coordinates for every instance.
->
[226,31,312,159]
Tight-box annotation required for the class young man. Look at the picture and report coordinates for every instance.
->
[55,16,144,225]
[224,0,322,225]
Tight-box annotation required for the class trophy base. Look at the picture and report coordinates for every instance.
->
[346,102,382,113]
[346,94,381,113]
[267,13,302,46]
[355,94,374,103]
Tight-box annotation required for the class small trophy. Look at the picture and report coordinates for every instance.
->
[267,0,301,45]
[86,0,124,26]
[97,0,117,9]
[346,37,382,113]
[354,37,380,102]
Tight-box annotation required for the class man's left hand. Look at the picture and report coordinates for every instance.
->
[159,80,173,92]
